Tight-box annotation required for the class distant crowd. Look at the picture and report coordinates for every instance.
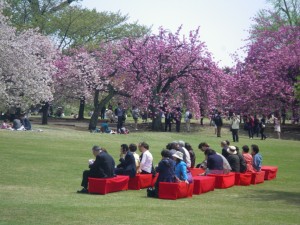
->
[77,139,263,197]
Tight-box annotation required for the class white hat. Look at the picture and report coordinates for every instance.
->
[172,151,183,160]
[227,146,237,155]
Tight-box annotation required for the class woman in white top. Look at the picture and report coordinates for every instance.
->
[230,114,240,142]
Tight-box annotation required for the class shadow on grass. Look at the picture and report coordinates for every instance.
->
[244,189,300,206]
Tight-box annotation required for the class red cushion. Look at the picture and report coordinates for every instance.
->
[207,172,235,189]
[251,171,266,185]
[128,174,153,190]
[158,182,194,200]
[88,176,129,195]
[193,176,215,194]
[261,166,278,180]
[189,168,205,177]
[234,173,252,186]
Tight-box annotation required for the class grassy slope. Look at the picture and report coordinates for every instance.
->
[0,125,299,225]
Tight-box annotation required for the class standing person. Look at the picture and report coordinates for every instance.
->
[174,107,182,132]
[242,145,254,172]
[141,108,148,123]
[247,115,254,139]
[138,142,153,174]
[253,115,260,138]
[115,103,124,133]
[273,113,281,139]
[164,110,172,132]
[260,115,267,140]
[230,113,240,142]
[129,143,140,173]
[185,109,192,132]
[131,106,140,130]
[251,144,263,171]
[100,105,106,120]
[77,146,115,193]
[214,111,223,137]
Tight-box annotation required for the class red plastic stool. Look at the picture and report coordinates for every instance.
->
[193,176,215,194]
[207,172,235,189]
[251,171,266,185]
[88,176,129,195]
[234,172,252,186]
[189,168,205,177]
[261,166,278,180]
[128,174,153,190]
[158,182,194,200]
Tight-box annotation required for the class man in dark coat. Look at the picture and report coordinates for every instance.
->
[77,146,115,193]
[214,111,223,137]
[115,144,136,177]
[226,146,240,172]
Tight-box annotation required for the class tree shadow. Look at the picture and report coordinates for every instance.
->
[243,189,300,206]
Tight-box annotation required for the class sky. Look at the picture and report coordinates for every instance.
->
[80,0,272,67]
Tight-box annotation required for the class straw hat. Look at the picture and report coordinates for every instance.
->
[227,146,237,155]
[172,151,183,160]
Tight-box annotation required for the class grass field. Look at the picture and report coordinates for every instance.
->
[0,124,299,225]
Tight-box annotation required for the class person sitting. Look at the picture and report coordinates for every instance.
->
[77,146,115,193]
[1,119,12,129]
[242,145,254,172]
[115,144,136,177]
[221,140,229,158]
[251,144,263,171]
[185,143,196,168]
[129,143,140,173]
[204,149,224,175]
[20,114,31,130]
[12,118,22,130]
[172,151,189,183]
[226,146,240,172]
[100,122,111,133]
[178,140,191,168]
[138,142,153,174]
[235,146,247,173]
[151,150,176,197]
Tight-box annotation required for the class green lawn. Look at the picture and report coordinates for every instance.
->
[0,125,299,225]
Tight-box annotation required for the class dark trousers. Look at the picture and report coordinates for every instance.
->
[260,128,267,139]
[165,120,171,131]
[81,170,91,189]
[232,129,239,142]
[175,120,181,132]
[248,127,254,138]
[117,116,123,132]
[217,126,222,137]
[254,126,260,137]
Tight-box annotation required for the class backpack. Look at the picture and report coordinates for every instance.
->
[188,113,192,119]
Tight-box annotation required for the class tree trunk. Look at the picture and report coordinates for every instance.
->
[88,89,115,130]
[77,96,85,120]
[41,102,49,125]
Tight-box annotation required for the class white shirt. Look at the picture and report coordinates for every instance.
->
[182,147,191,168]
[140,150,153,173]
[185,111,190,122]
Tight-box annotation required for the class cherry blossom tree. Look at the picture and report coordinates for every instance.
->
[120,27,225,130]
[230,13,300,115]
[0,5,57,118]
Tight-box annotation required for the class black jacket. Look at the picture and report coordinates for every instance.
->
[227,154,240,172]
[89,151,115,178]
[117,151,136,177]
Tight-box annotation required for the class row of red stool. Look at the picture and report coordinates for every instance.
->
[88,166,278,198]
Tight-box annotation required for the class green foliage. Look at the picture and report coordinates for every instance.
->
[0,126,299,225]
[3,0,150,50]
